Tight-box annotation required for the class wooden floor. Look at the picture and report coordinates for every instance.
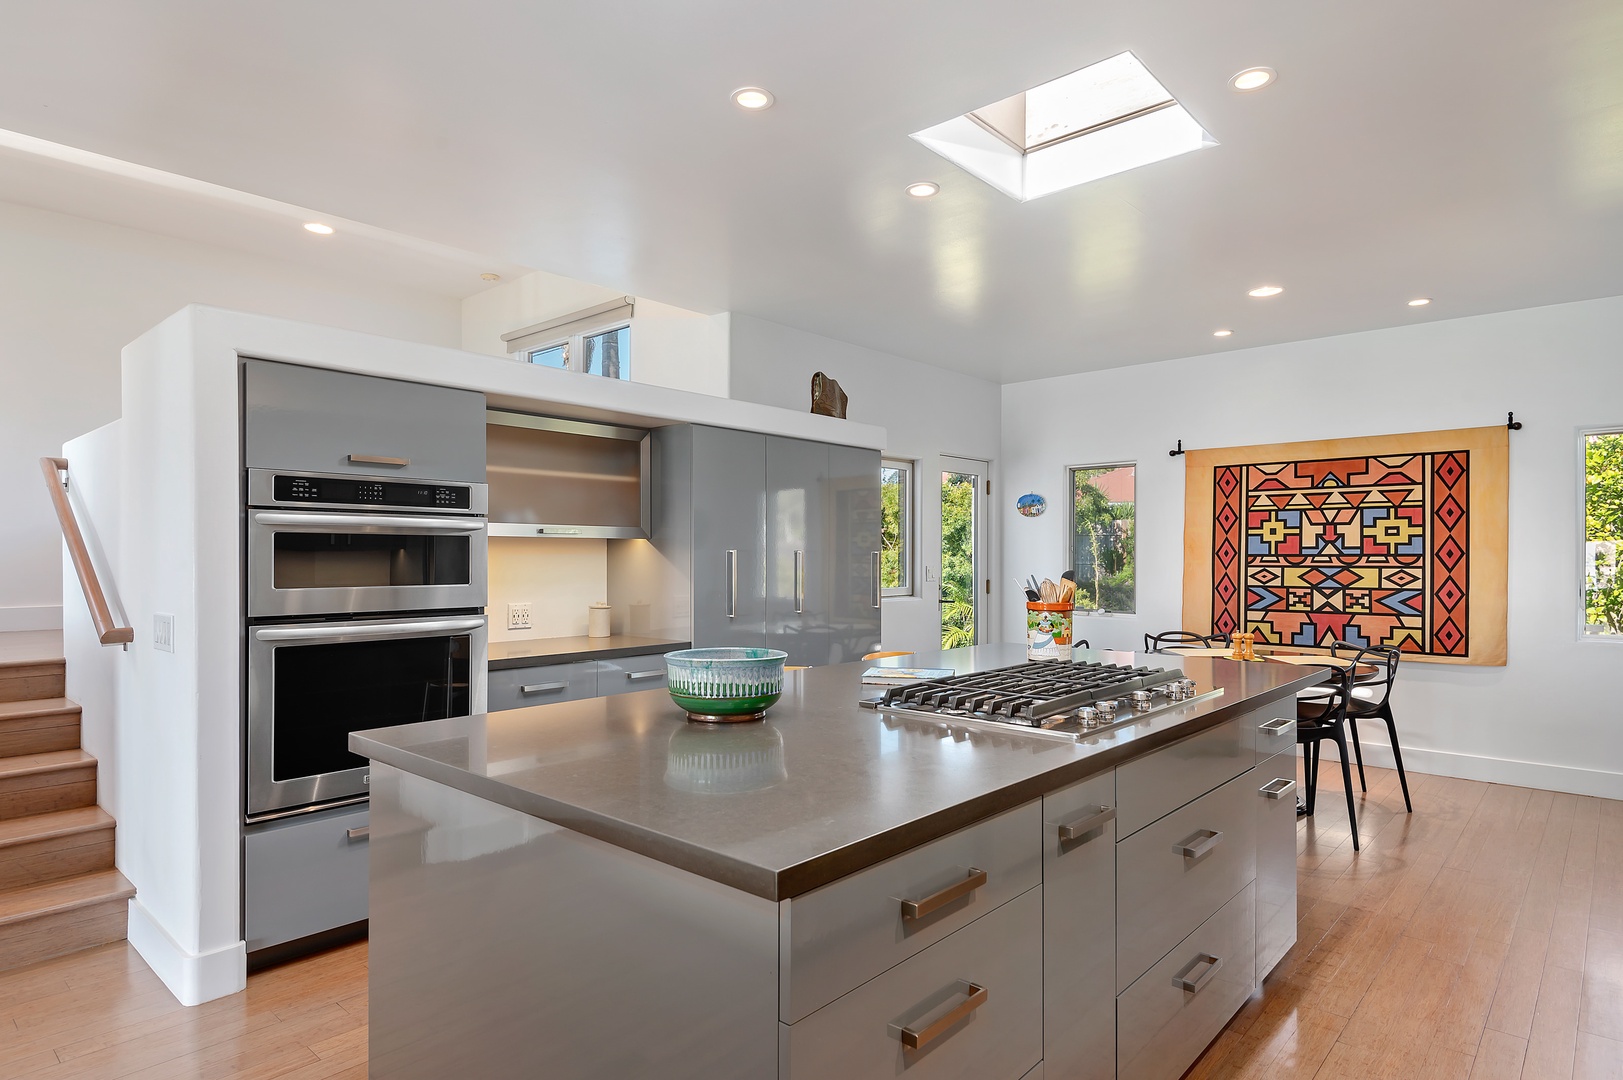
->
[0,762,1619,1079]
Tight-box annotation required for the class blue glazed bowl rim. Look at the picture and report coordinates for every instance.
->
[665,648,788,664]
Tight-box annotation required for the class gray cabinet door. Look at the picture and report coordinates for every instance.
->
[827,444,882,665]
[692,427,766,648]
[1042,771,1116,1080]
[243,802,370,952]
[487,661,598,712]
[766,437,829,667]
[597,652,670,697]
[243,359,486,482]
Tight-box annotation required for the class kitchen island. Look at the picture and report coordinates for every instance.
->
[351,645,1323,1080]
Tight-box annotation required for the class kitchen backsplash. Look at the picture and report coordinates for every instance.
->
[488,537,609,641]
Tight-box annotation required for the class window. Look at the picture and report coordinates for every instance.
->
[1070,463,1135,613]
[1584,430,1623,637]
[528,344,568,370]
[880,460,913,596]
[581,325,629,379]
[502,297,634,381]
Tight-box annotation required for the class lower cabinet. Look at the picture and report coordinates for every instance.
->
[488,650,670,712]
[1042,771,1117,1080]
[243,802,369,953]
[1254,751,1299,980]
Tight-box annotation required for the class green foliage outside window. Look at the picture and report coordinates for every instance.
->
[941,472,977,648]
[881,466,906,591]
[1072,466,1136,614]
[1585,432,1623,634]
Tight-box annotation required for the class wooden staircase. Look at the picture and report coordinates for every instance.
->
[0,633,133,972]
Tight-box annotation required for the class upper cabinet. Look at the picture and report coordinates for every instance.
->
[485,410,651,539]
[243,359,486,482]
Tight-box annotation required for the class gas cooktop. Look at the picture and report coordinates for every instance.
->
[861,659,1223,742]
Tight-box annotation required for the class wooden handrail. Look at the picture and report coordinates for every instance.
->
[39,456,133,646]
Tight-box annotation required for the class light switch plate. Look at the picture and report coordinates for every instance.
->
[507,602,533,631]
[153,613,175,653]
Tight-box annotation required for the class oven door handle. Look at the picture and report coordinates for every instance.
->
[252,511,485,534]
[254,617,487,644]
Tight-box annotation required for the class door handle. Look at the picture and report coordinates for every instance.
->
[346,454,409,468]
[872,551,881,608]
[794,549,804,614]
[900,868,987,920]
[1259,717,1294,737]
[1172,953,1223,994]
[521,682,568,694]
[727,549,738,619]
[255,616,486,644]
[1260,777,1297,799]
[345,826,370,841]
[1057,805,1115,844]
[625,670,663,681]
[1173,830,1223,860]
[896,982,988,1050]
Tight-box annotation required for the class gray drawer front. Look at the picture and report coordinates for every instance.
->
[1252,706,1297,763]
[243,359,486,482]
[1115,716,1249,837]
[780,887,1043,1080]
[243,803,370,952]
[1117,769,1256,991]
[1255,752,1299,981]
[1042,771,1116,1080]
[1117,883,1256,1080]
[488,661,598,712]
[780,800,1042,1024]
[597,652,669,697]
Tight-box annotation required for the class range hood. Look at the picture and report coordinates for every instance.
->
[486,410,651,539]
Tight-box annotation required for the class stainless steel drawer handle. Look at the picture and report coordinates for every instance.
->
[1259,717,1294,735]
[727,549,738,619]
[898,981,988,1050]
[346,826,370,841]
[901,868,988,920]
[1173,830,1223,860]
[1260,777,1297,800]
[521,682,569,694]
[794,549,805,614]
[347,454,409,468]
[1057,805,1115,844]
[1172,953,1223,994]
[872,551,882,608]
[625,671,663,681]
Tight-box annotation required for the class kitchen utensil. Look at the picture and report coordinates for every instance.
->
[1025,588,1040,602]
[664,647,787,722]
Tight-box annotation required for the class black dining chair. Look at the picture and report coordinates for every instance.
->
[1297,642,1411,813]
[1143,630,1225,653]
[1297,659,1361,851]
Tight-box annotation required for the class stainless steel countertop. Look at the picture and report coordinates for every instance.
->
[352,644,1325,900]
[487,634,690,669]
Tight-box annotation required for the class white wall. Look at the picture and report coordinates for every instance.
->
[0,199,463,630]
[1002,294,1623,799]
[461,269,731,397]
[488,537,608,641]
[728,314,1003,654]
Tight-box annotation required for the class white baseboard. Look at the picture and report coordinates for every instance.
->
[1316,739,1623,801]
[0,604,61,632]
[126,897,247,1007]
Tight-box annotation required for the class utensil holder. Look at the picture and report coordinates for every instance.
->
[1027,602,1074,661]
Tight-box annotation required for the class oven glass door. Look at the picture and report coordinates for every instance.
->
[249,511,487,617]
[247,616,487,817]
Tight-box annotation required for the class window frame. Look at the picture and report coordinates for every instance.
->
[1579,426,1623,643]
[525,318,632,380]
[1067,460,1137,616]
[880,458,915,598]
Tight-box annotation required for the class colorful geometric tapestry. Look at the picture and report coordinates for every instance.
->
[1182,427,1508,666]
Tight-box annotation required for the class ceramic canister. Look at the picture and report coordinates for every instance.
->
[1027,601,1073,661]
[588,602,612,638]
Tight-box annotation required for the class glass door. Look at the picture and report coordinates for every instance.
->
[940,456,988,649]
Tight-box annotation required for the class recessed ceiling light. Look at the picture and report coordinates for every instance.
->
[1248,285,1283,298]
[1230,67,1277,92]
[480,273,502,282]
[1408,297,1432,307]
[303,222,334,235]
[731,87,775,110]
[1213,329,1233,337]
[906,181,940,198]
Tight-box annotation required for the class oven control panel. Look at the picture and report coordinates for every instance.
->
[272,474,472,510]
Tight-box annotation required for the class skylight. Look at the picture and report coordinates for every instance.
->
[911,52,1215,201]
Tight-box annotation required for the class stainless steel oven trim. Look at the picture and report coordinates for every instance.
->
[247,509,488,619]
[246,615,488,818]
[247,468,489,515]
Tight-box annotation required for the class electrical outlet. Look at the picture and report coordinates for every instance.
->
[507,602,533,631]
[153,613,175,653]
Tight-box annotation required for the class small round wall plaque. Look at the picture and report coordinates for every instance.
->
[1016,493,1047,518]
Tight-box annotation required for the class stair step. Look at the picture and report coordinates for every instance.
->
[0,750,97,820]
[0,869,133,973]
[0,660,65,704]
[0,807,115,891]
[0,699,82,757]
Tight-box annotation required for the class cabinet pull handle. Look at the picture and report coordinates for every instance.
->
[346,454,409,468]
[521,682,568,694]
[346,826,370,841]
[1259,717,1294,735]
[727,549,738,619]
[794,549,804,614]
[897,981,988,1050]
[1057,805,1115,844]
[625,670,663,681]
[1173,830,1223,860]
[901,868,987,920]
[1260,777,1297,799]
[1172,953,1223,994]
[872,551,881,608]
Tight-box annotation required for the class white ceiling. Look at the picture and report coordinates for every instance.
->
[1,0,1620,382]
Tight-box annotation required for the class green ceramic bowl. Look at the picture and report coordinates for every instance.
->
[664,647,787,723]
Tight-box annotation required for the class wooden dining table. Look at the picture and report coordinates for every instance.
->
[1164,646,1377,677]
